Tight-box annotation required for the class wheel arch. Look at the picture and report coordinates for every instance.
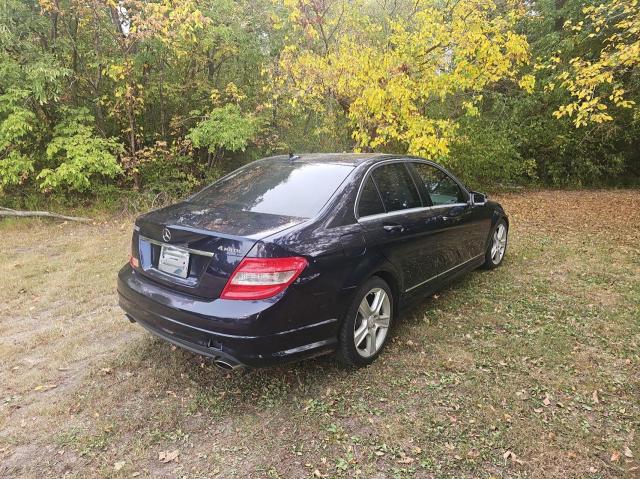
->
[492,208,509,228]
[337,257,403,324]
[485,210,508,249]
[370,269,401,313]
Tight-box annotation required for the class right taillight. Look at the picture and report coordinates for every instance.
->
[220,257,308,300]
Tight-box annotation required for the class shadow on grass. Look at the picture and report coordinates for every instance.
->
[108,269,492,420]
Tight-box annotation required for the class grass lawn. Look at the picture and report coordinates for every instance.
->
[1,190,638,479]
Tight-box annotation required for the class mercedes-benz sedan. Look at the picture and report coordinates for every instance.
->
[117,154,508,368]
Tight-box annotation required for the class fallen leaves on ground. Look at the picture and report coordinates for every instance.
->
[33,384,57,392]
[495,190,640,246]
[396,453,414,464]
[158,449,180,463]
[503,450,524,465]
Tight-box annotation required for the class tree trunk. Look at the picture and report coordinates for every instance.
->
[50,0,59,44]
[554,0,567,31]
[0,208,92,223]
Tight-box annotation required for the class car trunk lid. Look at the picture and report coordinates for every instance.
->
[132,201,305,299]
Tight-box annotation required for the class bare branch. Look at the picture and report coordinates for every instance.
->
[0,208,92,223]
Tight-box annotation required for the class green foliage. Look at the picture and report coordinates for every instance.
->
[187,104,257,155]
[137,152,204,198]
[0,90,37,191]
[23,56,69,105]
[475,0,640,186]
[37,109,123,193]
[0,150,35,190]
[0,0,639,205]
[448,121,536,188]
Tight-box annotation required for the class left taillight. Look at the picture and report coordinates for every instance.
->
[129,230,140,269]
[129,254,139,269]
[220,256,308,300]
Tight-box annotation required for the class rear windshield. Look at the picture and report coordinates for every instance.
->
[190,158,354,218]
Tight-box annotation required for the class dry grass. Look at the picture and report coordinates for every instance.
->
[1,190,639,479]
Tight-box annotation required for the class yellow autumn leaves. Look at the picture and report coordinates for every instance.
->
[554,0,639,127]
[274,0,532,158]
[273,0,639,157]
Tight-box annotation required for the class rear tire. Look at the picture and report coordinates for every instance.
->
[336,276,394,367]
[483,219,508,269]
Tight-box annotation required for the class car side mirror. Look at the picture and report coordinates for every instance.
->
[470,192,487,206]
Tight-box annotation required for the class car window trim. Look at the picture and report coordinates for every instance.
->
[406,163,434,207]
[407,160,470,205]
[370,175,388,213]
[354,159,423,220]
[372,161,423,213]
[357,203,469,222]
[354,158,470,221]
[357,174,387,217]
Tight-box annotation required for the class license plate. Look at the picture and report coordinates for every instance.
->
[158,245,190,278]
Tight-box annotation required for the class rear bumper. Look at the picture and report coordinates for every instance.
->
[117,265,338,367]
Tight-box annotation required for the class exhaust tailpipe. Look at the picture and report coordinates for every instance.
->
[213,358,243,371]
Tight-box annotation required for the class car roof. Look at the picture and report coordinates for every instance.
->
[263,153,401,166]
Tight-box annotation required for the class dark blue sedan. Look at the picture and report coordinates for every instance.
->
[117,153,509,369]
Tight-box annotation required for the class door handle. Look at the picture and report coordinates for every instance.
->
[383,223,405,233]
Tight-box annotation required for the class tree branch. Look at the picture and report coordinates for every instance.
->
[0,207,92,223]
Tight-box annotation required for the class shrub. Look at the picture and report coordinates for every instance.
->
[37,108,123,193]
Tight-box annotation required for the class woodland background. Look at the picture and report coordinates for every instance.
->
[1,0,639,210]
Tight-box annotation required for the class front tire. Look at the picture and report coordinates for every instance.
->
[483,219,508,269]
[336,276,394,367]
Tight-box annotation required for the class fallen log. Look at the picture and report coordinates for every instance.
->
[0,207,92,223]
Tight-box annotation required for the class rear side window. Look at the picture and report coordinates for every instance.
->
[371,163,421,212]
[190,159,354,218]
[412,163,465,205]
[358,176,385,217]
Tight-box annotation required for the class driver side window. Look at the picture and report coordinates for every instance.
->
[412,163,465,206]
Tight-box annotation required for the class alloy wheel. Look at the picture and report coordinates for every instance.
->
[491,223,507,265]
[353,287,391,358]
